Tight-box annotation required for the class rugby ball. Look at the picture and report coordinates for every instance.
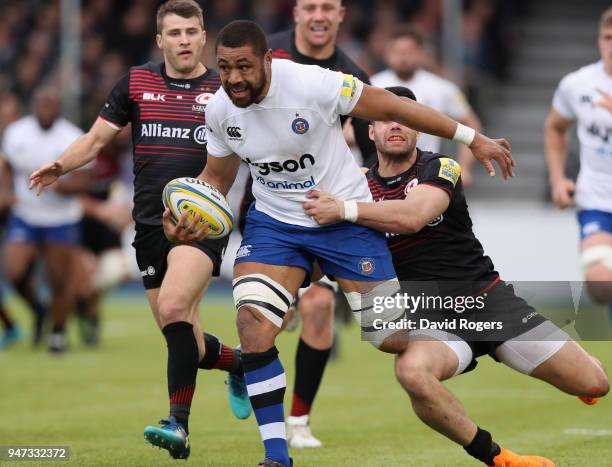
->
[162,177,233,239]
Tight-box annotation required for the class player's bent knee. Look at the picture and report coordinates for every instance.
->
[157,293,192,324]
[233,274,293,329]
[394,356,432,398]
[299,286,335,326]
[236,306,279,352]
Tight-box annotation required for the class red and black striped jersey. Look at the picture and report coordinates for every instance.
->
[99,62,221,225]
[366,149,497,283]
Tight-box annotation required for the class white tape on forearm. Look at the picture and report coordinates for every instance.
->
[343,201,359,223]
[452,123,476,146]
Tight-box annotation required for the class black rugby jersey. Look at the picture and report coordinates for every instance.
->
[366,149,498,283]
[99,62,221,225]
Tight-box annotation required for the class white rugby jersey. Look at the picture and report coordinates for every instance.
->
[371,68,470,153]
[206,59,372,227]
[552,61,612,213]
[2,116,84,226]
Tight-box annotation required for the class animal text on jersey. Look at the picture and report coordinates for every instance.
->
[366,149,497,283]
[99,62,221,225]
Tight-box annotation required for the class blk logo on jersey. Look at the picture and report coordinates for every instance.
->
[227,126,242,140]
[142,93,166,101]
[292,116,309,135]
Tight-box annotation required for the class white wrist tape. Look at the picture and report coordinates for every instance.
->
[343,201,359,222]
[452,123,476,146]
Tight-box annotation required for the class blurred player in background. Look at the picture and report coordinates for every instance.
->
[73,132,134,346]
[1,86,85,354]
[305,86,609,467]
[188,20,512,467]
[29,0,249,460]
[371,24,481,187]
[0,156,23,349]
[545,7,612,317]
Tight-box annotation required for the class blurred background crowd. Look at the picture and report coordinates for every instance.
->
[0,0,523,133]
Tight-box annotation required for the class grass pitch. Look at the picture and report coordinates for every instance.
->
[1,288,611,466]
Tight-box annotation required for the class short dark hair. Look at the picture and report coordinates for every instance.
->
[391,24,424,47]
[385,86,417,102]
[156,0,204,34]
[369,87,416,125]
[215,20,269,57]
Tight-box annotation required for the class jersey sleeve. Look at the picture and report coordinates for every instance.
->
[420,157,462,198]
[99,73,131,128]
[312,66,364,122]
[552,74,576,120]
[204,94,234,158]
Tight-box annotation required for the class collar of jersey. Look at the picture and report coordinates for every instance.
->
[372,148,421,187]
[159,62,212,89]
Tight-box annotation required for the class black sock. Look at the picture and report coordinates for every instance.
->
[198,332,243,374]
[162,322,199,433]
[51,323,65,334]
[464,427,501,466]
[291,338,331,417]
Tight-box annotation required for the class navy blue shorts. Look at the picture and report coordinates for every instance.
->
[235,206,396,287]
[577,209,612,240]
[4,214,81,246]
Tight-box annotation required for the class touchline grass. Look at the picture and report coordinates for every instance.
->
[1,291,611,466]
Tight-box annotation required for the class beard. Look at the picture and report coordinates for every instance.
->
[224,64,267,108]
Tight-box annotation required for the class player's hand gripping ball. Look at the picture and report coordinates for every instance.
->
[162,177,233,239]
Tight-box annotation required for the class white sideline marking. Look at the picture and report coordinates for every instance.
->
[564,428,612,436]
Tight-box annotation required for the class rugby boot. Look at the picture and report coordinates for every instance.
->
[144,417,190,459]
[0,325,23,349]
[226,348,252,419]
[258,457,293,467]
[287,415,322,448]
[579,395,599,405]
[491,447,555,466]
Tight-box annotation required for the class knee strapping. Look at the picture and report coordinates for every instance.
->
[581,245,612,273]
[344,279,404,348]
[232,274,293,328]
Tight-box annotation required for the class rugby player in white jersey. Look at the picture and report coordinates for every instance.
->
[165,20,513,467]
[371,24,481,186]
[2,87,84,353]
[545,6,612,314]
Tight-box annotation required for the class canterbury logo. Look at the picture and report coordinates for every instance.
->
[227,126,242,139]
